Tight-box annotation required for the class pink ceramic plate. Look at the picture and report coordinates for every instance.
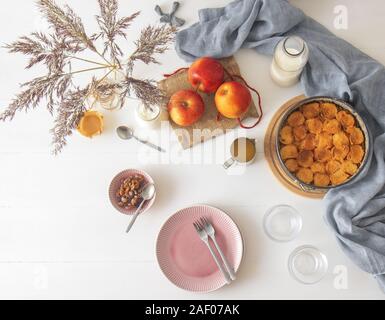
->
[109,169,156,215]
[156,205,243,292]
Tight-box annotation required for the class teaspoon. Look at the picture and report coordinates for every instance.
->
[126,183,156,233]
[116,126,165,153]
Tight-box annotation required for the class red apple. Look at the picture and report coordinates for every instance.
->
[188,57,224,93]
[168,90,205,127]
[215,81,252,119]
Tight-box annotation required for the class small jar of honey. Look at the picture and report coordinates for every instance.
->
[223,137,257,169]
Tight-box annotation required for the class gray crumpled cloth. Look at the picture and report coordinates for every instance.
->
[176,0,385,292]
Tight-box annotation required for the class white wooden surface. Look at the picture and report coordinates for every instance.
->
[0,0,384,300]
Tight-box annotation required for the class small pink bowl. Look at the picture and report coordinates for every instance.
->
[109,169,156,215]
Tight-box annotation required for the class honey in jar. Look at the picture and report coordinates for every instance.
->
[224,137,257,169]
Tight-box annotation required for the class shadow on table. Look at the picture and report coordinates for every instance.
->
[144,167,177,214]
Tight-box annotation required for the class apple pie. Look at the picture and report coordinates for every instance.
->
[279,101,366,187]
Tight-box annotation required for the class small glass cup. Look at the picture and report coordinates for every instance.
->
[288,245,328,284]
[223,137,257,170]
[135,103,162,129]
[87,75,122,111]
[263,205,302,242]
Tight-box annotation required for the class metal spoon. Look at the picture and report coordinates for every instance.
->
[126,183,156,233]
[116,126,165,153]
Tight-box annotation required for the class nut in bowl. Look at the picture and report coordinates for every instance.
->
[109,169,156,215]
[276,97,370,192]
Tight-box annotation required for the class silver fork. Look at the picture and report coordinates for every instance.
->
[193,221,232,285]
[201,217,237,281]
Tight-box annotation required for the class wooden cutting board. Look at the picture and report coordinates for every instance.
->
[158,56,260,149]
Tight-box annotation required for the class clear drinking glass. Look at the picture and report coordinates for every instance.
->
[288,245,328,284]
[135,103,162,129]
[263,205,302,242]
[87,75,122,110]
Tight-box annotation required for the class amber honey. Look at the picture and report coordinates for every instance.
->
[231,138,256,163]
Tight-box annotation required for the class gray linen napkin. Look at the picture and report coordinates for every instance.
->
[176,0,385,292]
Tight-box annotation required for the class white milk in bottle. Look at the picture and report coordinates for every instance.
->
[271,36,309,87]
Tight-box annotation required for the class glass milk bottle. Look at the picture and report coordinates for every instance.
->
[270,36,309,87]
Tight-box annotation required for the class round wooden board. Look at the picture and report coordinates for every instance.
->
[264,95,326,199]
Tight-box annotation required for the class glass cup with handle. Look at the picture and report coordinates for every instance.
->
[223,137,257,169]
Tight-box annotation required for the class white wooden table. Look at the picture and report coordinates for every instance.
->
[0,0,384,300]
